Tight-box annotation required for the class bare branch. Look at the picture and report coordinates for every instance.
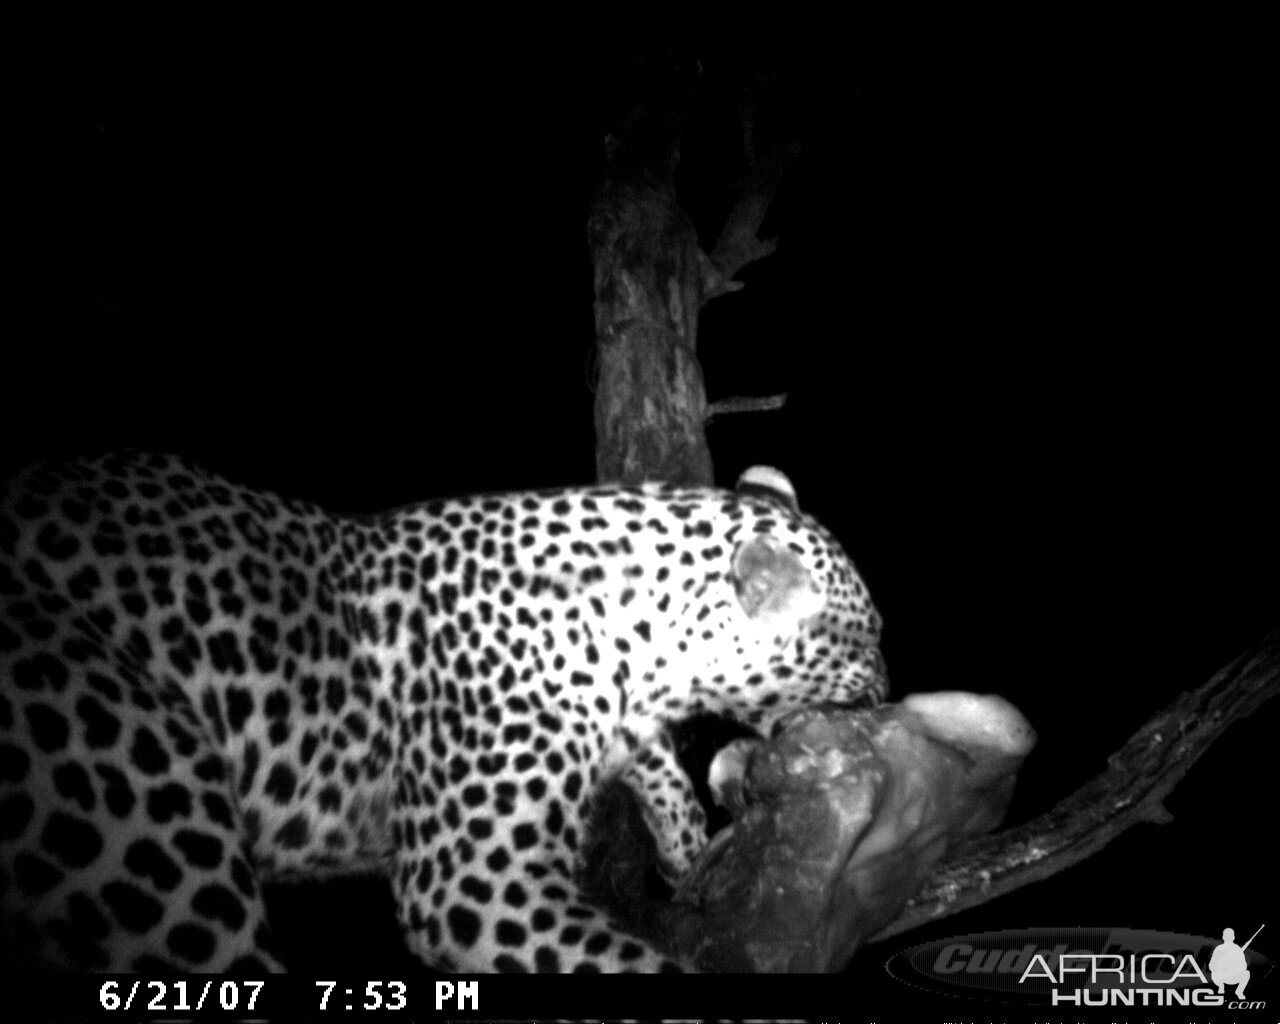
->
[704,139,801,297]
[871,628,1280,942]
[705,393,788,421]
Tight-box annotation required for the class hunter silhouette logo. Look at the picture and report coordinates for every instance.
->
[1210,924,1263,999]
[885,925,1272,1008]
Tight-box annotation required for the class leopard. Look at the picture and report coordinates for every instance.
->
[0,451,887,972]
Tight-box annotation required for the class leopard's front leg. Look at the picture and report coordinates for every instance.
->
[615,728,709,885]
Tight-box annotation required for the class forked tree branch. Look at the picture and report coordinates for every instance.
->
[704,138,800,299]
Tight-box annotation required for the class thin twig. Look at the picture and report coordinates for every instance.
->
[705,393,789,421]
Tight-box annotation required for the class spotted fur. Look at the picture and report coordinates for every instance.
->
[0,452,886,972]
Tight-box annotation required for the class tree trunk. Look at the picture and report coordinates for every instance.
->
[588,150,715,486]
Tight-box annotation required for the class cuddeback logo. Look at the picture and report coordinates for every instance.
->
[885,925,1270,1008]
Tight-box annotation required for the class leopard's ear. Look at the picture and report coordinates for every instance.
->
[731,534,824,636]
[735,466,798,511]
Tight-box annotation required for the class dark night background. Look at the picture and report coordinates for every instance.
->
[13,35,1277,1014]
